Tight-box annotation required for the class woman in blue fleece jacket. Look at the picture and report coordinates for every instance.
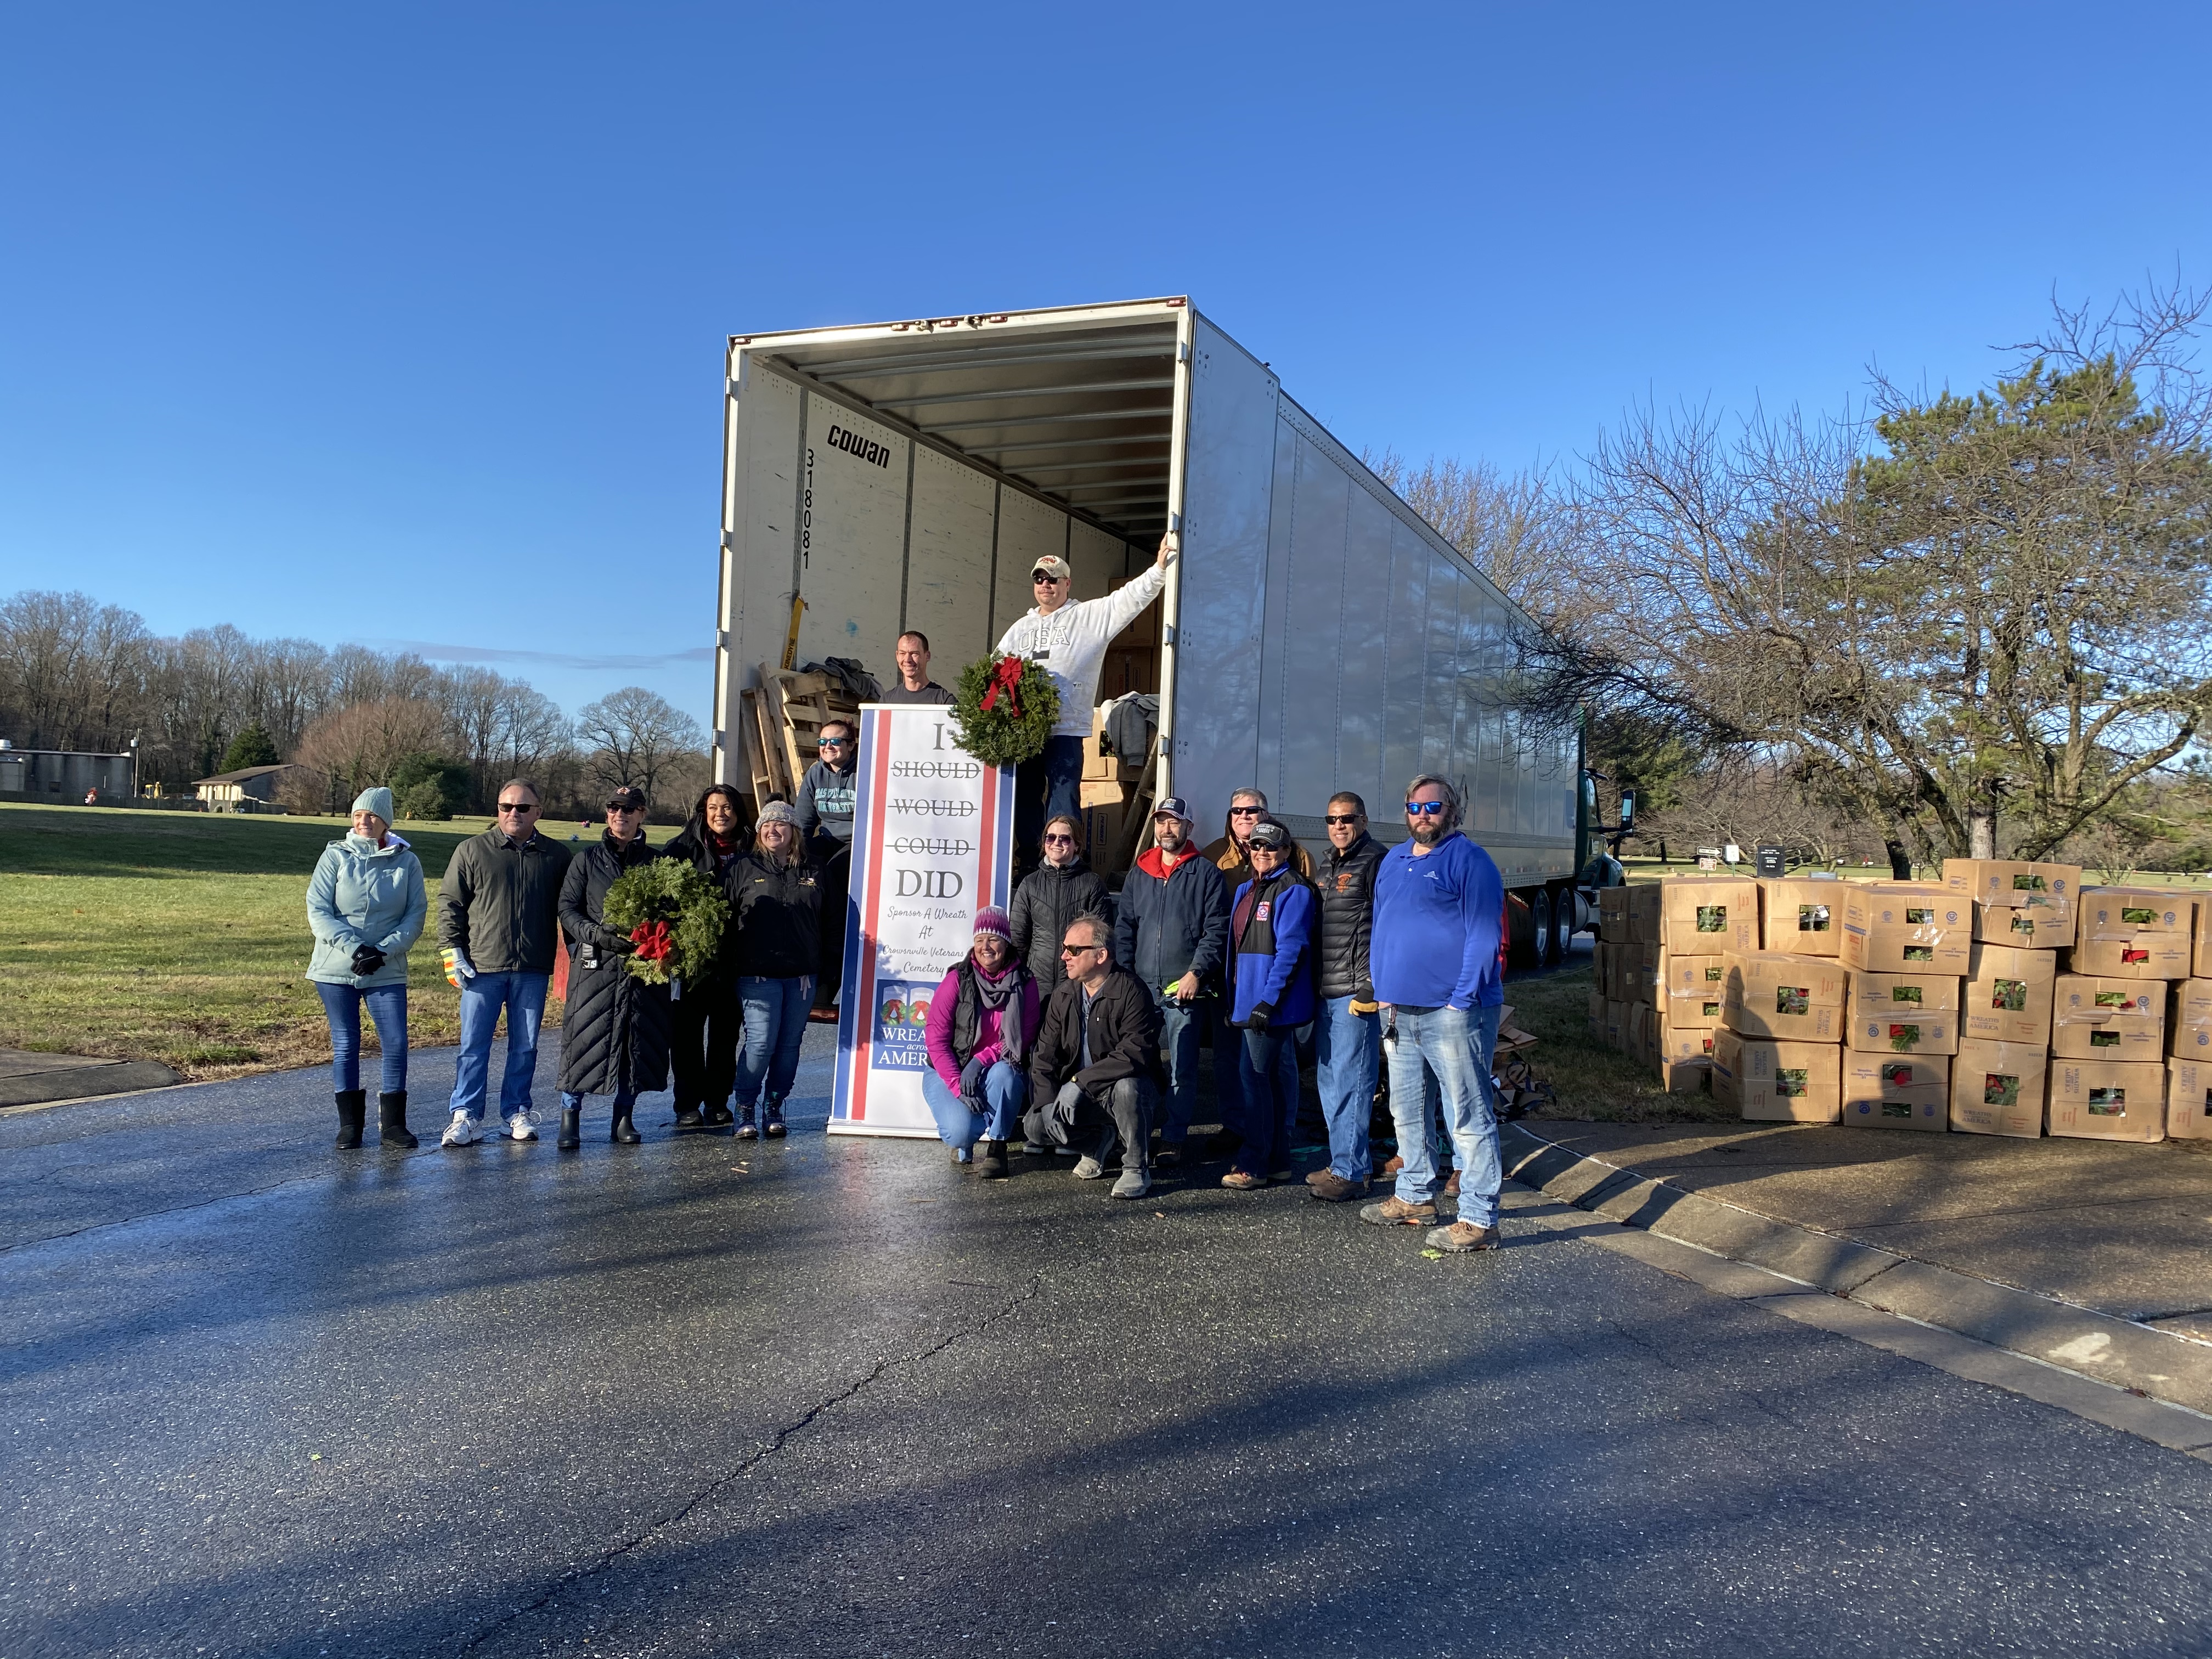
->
[1222,817,1318,1189]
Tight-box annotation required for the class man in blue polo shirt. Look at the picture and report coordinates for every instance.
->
[1359,772,1505,1252]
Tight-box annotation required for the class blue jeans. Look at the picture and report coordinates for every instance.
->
[315,982,408,1095]
[1385,1003,1502,1226]
[1314,995,1381,1181]
[561,1087,634,1118]
[1015,735,1086,853]
[1234,1025,1306,1178]
[1212,1009,1295,1140]
[1156,993,1212,1144]
[449,970,550,1123]
[921,1061,1028,1157]
[737,974,812,1107]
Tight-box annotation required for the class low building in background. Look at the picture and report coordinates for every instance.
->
[191,763,303,812]
[0,743,136,804]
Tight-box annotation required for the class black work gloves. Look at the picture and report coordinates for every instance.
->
[351,945,387,977]
[1246,1001,1275,1032]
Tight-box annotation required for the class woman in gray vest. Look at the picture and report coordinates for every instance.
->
[306,786,428,1148]
[919,906,1040,1179]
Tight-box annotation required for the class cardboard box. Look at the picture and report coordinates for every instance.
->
[1711,1028,1841,1124]
[1077,778,1128,808]
[2197,901,2212,979]
[1942,859,2081,950]
[1658,1019,1717,1064]
[1721,951,1848,1041]
[1598,885,1632,943]
[1843,969,1961,1056]
[1587,991,1606,1039]
[1948,1039,2047,1138]
[1605,1000,1628,1051]
[1661,953,1727,1028]
[2168,979,2212,1059]
[1625,941,1663,1007]
[1659,1058,1710,1095]
[2070,887,2195,979]
[1961,943,2058,1046]
[2050,975,2165,1060]
[1758,877,1845,956]
[1840,1052,1950,1131]
[1625,883,1664,945]
[2168,1057,2212,1142]
[2046,1058,2166,1143]
[1840,882,1970,973]
[1658,876,1759,952]
[1083,706,1135,782]
[1079,802,1122,861]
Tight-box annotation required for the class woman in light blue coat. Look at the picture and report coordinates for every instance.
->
[307,786,429,1149]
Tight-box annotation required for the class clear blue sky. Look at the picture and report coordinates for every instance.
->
[4,2,2207,726]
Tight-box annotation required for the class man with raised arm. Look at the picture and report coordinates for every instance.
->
[995,531,1175,854]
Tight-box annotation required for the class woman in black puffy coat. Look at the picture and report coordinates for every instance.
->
[661,783,751,1130]
[555,788,674,1148]
[1008,814,1111,989]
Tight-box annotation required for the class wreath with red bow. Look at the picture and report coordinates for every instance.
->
[950,652,1062,768]
[600,859,729,987]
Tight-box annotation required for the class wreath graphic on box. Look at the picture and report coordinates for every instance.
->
[601,859,729,986]
[950,653,1061,768]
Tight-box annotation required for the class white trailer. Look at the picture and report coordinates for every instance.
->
[713,297,1586,963]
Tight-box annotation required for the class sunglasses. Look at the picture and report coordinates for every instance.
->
[1042,833,1075,845]
[1032,572,1064,585]
[1406,800,1449,816]
[1059,943,1103,957]
[1324,814,1362,826]
[496,802,538,814]
[818,738,849,748]
[607,804,642,814]
[1229,805,1262,817]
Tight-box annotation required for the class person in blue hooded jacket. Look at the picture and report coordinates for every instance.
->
[306,786,429,1149]
[1221,816,1318,1190]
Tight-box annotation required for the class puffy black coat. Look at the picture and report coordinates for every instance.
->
[730,848,823,979]
[556,833,673,1097]
[1009,857,1112,988]
[1314,832,1386,1001]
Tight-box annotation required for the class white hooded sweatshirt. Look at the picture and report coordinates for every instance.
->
[994,562,1167,739]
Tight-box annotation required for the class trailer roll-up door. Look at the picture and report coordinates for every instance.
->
[715,297,1577,890]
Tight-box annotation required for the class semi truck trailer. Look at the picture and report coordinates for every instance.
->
[712,296,1588,964]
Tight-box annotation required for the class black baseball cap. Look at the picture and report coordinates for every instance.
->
[607,787,647,811]
[1246,819,1291,850]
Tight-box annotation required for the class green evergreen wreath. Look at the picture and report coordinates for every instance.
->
[601,859,730,986]
[951,653,1062,768]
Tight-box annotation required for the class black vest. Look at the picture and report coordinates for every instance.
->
[949,959,1032,1068]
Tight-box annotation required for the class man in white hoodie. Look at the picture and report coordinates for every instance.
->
[996,531,1175,855]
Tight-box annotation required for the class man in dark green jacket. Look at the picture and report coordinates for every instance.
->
[437,778,573,1147]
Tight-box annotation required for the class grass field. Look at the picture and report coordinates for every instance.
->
[0,804,673,1081]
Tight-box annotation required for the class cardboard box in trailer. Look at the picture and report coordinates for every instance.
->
[708,298,1581,937]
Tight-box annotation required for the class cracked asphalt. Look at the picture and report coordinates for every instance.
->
[7,1025,2212,1658]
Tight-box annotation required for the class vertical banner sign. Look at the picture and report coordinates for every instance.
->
[830,706,1015,1137]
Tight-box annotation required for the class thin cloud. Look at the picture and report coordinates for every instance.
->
[359,638,715,672]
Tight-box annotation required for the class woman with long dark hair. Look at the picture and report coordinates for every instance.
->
[663,783,751,1130]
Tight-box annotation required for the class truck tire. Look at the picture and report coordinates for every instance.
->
[1548,884,1575,961]
[1527,889,1555,970]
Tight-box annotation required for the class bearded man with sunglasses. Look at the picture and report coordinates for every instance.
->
[994,531,1176,856]
[437,778,573,1147]
[1359,775,1505,1251]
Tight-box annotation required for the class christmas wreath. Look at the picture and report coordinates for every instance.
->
[601,859,730,986]
[950,653,1062,768]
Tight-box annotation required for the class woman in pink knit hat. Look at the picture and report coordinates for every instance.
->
[921,905,1040,1179]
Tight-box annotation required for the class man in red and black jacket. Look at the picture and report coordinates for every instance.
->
[1111,795,1229,1167]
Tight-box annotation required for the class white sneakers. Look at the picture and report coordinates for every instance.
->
[442,1112,481,1148]
[1072,1156,1104,1180]
[507,1112,538,1142]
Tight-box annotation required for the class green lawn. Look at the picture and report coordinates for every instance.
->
[1506,963,1734,1125]
[0,804,673,1080]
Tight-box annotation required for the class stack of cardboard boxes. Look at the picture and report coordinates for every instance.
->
[1591,876,1758,1094]
[1076,704,1139,854]
[1825,878,1969,1132]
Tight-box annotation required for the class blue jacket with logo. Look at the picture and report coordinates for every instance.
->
[1369,831,1504,1009]
[1227,872,1318,1030]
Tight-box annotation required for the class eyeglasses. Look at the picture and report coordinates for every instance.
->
[1324,814,1362,826]
[1405,800,1448,816]
[1228,805,1262,817]
[497,802,538,815]
[1042,833,1075,845]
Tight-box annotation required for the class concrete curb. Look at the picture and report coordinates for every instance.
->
[1500,1121,2212,1417]
[0,1059,184,1109]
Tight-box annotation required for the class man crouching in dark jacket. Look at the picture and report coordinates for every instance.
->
[1025,913,1163,1201]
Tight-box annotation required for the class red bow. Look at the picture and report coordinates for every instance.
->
[630,919,673,962]
[979,656,1025,716]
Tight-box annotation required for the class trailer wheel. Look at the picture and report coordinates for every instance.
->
[1547,885,1575,962]
[1527,889,1555,969]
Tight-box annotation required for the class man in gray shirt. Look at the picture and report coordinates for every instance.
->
[879,630,955,707]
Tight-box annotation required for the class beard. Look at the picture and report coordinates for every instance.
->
[1409,816,1447,846]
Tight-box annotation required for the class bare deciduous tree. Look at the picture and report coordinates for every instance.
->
[575,686,703,810]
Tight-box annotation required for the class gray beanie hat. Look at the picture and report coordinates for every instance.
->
[352,786,396,823]
[757,799,800,827]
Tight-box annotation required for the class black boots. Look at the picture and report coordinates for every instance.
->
[334,1090,367,1149]
[672,1106,704,1132]
[975,1139,1009,1180]
[610,1106,642,1145]
[557,1107,582,1150]
[377,1091,417,1149]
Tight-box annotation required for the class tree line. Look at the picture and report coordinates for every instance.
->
[1374,280,2212,879]
[0,598,708,820]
